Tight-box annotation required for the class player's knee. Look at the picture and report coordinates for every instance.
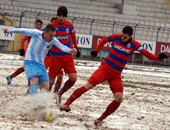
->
[69,76,77,83]
[57,74,63,81]
[49,78,55,85]
[68,73,77,82]
[114,93,123,103]
[84,82,94,90]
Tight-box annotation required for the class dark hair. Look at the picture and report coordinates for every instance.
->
[122,26,133,36]
[57,6,68,17]
[45,24,56,32]
[35,19,43,25]
[50,17,57,22]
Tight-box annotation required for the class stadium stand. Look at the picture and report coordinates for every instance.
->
[0,0,170,42]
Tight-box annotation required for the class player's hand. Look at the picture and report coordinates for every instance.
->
[76,48,81,58]
[3,28,8,33]
[158,53,167,60]
[19,49,25,56]
[91,50,98,59]
[71,48,77,53]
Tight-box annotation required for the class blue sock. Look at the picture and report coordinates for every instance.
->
[29,84,38,95]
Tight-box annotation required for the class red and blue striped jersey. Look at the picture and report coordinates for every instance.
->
[50,20,78,57]
[95,34,159,73]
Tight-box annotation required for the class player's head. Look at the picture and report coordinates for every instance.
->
[34,19,43,30]
[44,24,56,42]
[50,17,57,22]
[57,6,68,24]
[121,26,133,43]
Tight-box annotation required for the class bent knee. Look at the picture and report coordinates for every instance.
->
[84,82,94,90]
[114,93,123,103]
[69,76,77,83]
[68,73,77,82]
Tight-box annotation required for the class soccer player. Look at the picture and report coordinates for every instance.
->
[6,19,43,85]
[59,26,167,127]
[44,17,64,93]
[4,24,77,95]
[49,6,81,101]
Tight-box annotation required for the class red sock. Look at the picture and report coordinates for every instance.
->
[59,79,75,96]
[98,100,120,120]
[65,86,87,106]
[10,67,25,78]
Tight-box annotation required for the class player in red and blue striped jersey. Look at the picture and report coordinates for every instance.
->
[49,6,81,102]
[60,26,167,127]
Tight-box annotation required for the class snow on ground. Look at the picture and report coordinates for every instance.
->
[0,53,170,130]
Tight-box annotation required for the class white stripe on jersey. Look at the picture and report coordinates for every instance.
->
[8,28,72,65]
[137,46,144,52]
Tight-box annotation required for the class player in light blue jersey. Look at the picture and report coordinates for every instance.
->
[3,24,77,95]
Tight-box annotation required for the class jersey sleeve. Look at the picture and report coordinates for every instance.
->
[95,34,117,52]
[8,28,40,37]
[20,36,29,49]
[135,41,159,60]
[52,37,71,53]
[70,24,78,48]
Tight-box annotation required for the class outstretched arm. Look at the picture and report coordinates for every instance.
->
[52,37,77,53]
[140,49,159,60]
[91,36,111,58]
[95,36,109,52]
[137,43,167,60]
[3,28,40,37]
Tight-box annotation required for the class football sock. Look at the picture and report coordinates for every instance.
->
[98,100,120,120]
[10,67,25,78]
[29,84,38,95]
[59,79,75,96]
[64,86,87,106]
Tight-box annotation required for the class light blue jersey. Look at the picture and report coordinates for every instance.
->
[8,28,72,65]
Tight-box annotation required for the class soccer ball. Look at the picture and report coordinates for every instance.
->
[44,111,55,122]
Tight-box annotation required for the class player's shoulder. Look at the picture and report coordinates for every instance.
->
[51,20,58,26]
[113,33,121,37]
[64,20,74,27]
[65,20,73,25]
[131,38,141,45]
[110,33,121,39]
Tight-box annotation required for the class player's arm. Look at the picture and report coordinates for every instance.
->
[91,35,115,58]
[136,42,167,60]
[52,37,77,53]
[3,28,39,37]
[19,36,29,56]
[70,25,81,57]
[70,29,78,49]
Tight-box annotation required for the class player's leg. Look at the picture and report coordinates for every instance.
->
[60,65,107,112]
[58,72,77,96]
[24,60,41,95]
[6,66,25,85]
[53,71,63,93]
[94,73,123,127]
[39,68,50,91]
[48,56,62,91]
[57,57,77,99]
[29,78,39,95]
